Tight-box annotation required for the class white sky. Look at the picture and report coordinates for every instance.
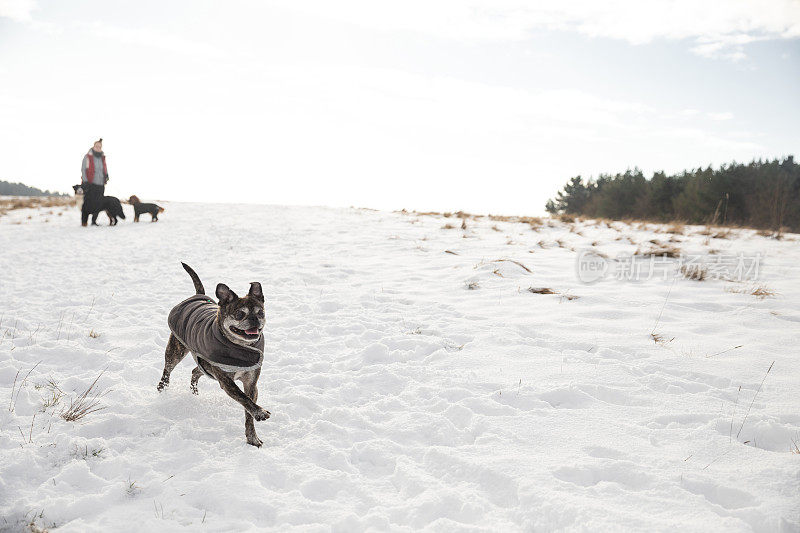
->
[1,0,798,214]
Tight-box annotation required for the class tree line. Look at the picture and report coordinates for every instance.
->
[545,156,799,231]
[0,180,67,197]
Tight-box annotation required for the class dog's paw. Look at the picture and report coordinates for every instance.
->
[253,408,271,421]
[247,435,263,447]
[190,384,198,395]
[157,380,168,392]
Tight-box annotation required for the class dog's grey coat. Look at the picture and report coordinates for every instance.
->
[168,295,264,375]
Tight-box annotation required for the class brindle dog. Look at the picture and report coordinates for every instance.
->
[157,263,270,447]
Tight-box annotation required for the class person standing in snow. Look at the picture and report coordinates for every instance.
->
[80,138,109,226]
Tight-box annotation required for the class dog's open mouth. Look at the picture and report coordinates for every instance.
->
[230,325,260,338]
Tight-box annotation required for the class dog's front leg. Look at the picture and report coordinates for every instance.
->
[206,366,271,422]
[240,370,263,447]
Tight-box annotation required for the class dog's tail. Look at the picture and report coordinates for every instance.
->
[181,262,205,295]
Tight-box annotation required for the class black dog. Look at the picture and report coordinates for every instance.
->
[157,263,269,447]
[73,185,126,225]
[99,196,126,225]
[128,195,164,222]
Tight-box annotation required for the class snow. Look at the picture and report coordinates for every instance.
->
[1,202,799,532]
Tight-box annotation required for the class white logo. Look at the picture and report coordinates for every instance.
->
[576,250,609,283]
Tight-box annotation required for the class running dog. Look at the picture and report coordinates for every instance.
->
[157,263,269,447]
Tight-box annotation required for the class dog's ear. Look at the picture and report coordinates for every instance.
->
[216,283,237,306]
[248,282,264,302]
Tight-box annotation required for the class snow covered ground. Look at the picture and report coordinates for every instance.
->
[1,201,798,532]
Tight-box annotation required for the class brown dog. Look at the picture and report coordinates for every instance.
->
[128,195,165,222]
[158,263,270,447]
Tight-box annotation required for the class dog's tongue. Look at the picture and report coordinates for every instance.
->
[245,328,258,335]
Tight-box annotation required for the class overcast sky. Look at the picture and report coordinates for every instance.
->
[1,0,798,213]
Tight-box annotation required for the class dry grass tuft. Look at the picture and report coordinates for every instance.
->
[750,285,776,299]
[454,210,479,219]
[665,222,685,234]
[525,287,580,301]
[444,249,459,255]
[679,264,708,281]
[492,258,532,273]
[651,333,675,346]
[634,244,681,258]
[465,281,480,290]
[442,223,456,229]
[697,226,735,239]
[21,509,54,533]
[521,216,543,230]
[756,229,788,240]
[71,443,105,460]
[60,371,109,422]
[38,378,65,412]
[726,284,777,299]
[527,287,556,294]
[483,214,543,230]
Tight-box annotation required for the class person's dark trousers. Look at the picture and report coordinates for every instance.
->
[81,183,105,226]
